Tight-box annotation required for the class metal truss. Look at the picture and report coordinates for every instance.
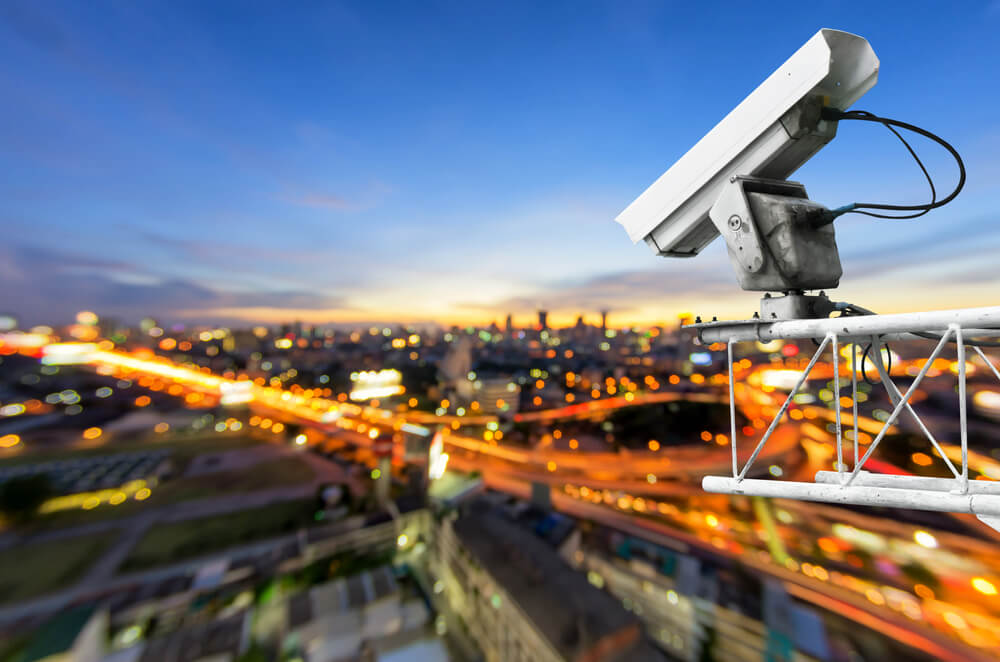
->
[696,306,1000,532]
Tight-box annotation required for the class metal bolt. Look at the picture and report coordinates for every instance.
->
[727,215,742,231]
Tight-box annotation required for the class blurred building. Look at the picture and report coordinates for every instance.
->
[560,530,833,662]
[476,377,520,415]
[20,606,107,662]
[281,565,431,661]
[431,499,665,662]
[438,337,473,400]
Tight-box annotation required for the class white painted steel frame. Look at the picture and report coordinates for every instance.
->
[701,307,1000,527]
[697,306,1000,343]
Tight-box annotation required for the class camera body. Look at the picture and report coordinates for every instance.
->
[615,29,879,270]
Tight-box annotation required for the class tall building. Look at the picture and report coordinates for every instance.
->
[440,336,475,400]
[601,309,609,334]
[537,310,548,330]
[505,314,513,333]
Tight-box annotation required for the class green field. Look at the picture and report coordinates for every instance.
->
[12,438,315,531]
[152,456,315,503]
[0,532,112,604]
[0,433,261,469]
[120,499,315,572]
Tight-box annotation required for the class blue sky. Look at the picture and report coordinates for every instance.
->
[1,1,999,327]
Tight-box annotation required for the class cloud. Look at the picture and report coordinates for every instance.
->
[281,180,391,213]
[0,242,348,325]
[457,260,737,318]
[838,213,1000,281]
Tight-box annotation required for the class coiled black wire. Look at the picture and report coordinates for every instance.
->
[821,108,966,220]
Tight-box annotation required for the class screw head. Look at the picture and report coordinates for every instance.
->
[727,215,742,231]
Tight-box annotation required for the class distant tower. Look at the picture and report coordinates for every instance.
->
[440,336,475,400]
[505,314,513,333]
[537,310,548,330]
[600,310,609,334]
[372,435,393,507]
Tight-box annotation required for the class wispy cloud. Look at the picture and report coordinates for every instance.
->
[455,260,738,318]
[280,180,392,213]
[0,242,349,325]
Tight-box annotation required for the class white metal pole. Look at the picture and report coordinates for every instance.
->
[728,339,737,478]
[697,306,1000,343]
[703,476,1000,517]
[851,342,859,469]
[956,325,968,494]
[973,345,1000,383]
[832,334,842,478]
[815,471,1000,495]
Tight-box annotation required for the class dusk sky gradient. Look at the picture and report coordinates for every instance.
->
[2,2,999,328]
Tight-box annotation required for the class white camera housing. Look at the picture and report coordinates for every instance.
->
[616,29,879,257]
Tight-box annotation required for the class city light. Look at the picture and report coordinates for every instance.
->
[12,324,1000,655]
[972,578,998,596]
[41,343,98,365]
[350,369,405,401]
[758,369,803,391]
[220,381,253,405]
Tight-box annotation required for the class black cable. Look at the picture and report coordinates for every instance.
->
[860,343,876,386]
[821,108,965,220]
[860,342,893,385]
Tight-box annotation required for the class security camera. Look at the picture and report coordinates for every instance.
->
[616,29,879,319]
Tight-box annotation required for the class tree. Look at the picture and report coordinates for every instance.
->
[0,474,54,521]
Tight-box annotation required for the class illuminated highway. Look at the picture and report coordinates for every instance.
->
[16,340,1000,659]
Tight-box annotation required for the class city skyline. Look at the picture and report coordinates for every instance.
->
[2,2,999,328]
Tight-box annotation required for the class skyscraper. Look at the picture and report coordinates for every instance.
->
[537,310,548,330]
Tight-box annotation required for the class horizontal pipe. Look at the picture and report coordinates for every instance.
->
[701,476,1000,517]
[815,470,1000,495]
[694,305,1000,343]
